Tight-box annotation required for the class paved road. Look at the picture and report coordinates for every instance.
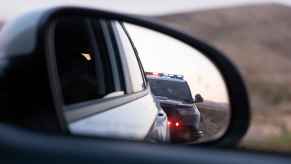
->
[196,101,230,142]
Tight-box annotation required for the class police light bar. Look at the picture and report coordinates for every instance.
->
[145,72,161,78]
[176,75,184,79]
[146,72,184,80]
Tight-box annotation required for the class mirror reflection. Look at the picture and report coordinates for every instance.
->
[53,16,230,144]
[125,23,230,143]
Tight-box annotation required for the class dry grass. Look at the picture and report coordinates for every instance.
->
[241,132,291,153]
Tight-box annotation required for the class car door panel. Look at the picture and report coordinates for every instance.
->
[69,92,158,140]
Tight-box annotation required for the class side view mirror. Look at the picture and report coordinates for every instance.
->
[194,94,204,103]
[0,6,250,147]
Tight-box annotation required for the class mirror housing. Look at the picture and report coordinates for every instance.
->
[0,6,250,147]
[194,94,204,103]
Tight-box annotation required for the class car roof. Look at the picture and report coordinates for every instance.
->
[147,76,186,83]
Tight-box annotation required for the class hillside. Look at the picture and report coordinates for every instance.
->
[158,4,291,152]
[158,4,291,83]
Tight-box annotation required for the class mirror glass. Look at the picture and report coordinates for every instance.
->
[52,16,230,144]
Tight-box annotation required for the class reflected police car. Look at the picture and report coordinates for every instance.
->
[146,72,203,143]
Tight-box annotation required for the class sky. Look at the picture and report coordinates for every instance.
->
[1,0,291,20]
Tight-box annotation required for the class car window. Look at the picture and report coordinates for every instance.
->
[54,18,122,105]
[148,78,193,103]
[113,22,145,93]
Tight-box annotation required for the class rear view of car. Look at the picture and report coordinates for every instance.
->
[147,72,203,143]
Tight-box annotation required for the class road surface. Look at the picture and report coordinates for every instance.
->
[196,101,230,142]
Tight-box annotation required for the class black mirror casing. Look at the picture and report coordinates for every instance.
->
[0,6,250,147]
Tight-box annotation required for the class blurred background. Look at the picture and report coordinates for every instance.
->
[155,3,291,152]
[0,0,291,152]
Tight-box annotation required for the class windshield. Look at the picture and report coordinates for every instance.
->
[148,78,193,104]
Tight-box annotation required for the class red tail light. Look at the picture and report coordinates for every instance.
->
[167,121,172,127]
[168,120,181,128]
